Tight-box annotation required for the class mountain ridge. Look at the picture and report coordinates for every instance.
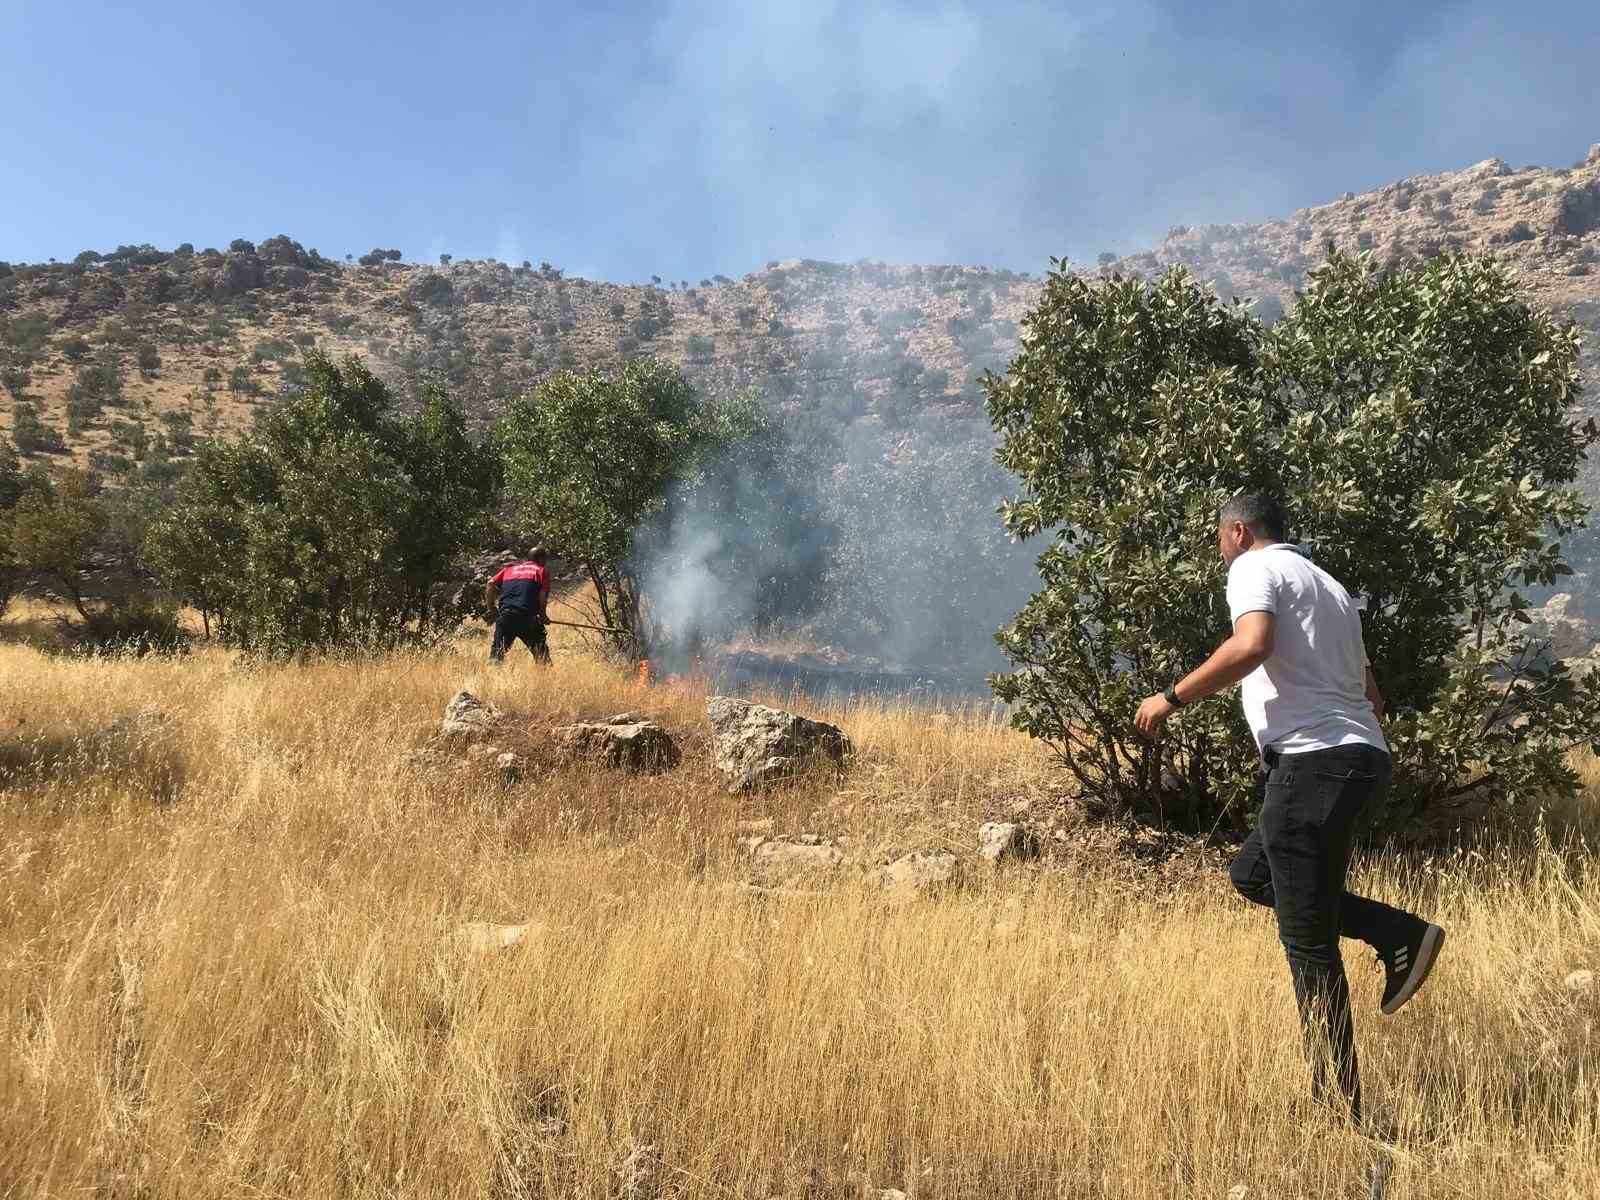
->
[3,143,1599,481]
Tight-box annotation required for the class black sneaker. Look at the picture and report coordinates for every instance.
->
[1379,922,1446,1015]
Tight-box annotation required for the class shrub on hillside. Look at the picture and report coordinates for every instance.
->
[11,403,65,455]
[408,274,454,306]
[989,252,1600,833]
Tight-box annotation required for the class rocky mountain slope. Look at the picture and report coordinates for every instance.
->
[2,145,1599,484]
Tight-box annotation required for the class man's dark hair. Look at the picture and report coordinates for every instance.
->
[527,545,548,564]
[1219,492,1287,542]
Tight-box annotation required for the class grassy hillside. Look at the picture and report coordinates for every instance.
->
[4,146,1599,482]
[4,610,1600,1197]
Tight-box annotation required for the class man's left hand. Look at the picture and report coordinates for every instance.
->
[1134,694,1175,740]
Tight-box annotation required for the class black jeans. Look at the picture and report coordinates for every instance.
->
[1228,743,1417,1120]
[489,608,549,663]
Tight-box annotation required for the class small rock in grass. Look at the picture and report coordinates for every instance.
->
[496,751,526,784]
[978,820,1040,864]
[872,849,960,892]
[457,922,535,952]
[441,689,502,738]
[749,834,844,886]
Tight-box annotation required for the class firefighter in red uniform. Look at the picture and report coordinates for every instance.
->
[484,547,551,663]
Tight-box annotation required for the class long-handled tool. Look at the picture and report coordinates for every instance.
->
[545,617,631,636]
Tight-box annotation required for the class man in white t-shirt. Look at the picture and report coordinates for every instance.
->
[1134,492,1445,1123]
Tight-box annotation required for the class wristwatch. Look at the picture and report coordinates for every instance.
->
[1163,684,1185,708]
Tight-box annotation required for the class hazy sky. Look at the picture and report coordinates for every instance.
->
[3,1,1597,281]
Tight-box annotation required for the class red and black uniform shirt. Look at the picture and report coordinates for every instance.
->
[491,561,548,615]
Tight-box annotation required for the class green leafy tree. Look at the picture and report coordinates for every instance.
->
[988,252,1600,833]
[4,468,107,619]
[494,358,760,652]
[145,354,497,653]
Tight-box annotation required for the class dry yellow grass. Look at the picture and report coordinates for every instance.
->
[3,624,1599,1199]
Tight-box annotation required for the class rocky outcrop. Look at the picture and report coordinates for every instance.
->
[552,715,680,772]
[705,696,852,791]
[441,689,502,738]
[1554,179,1600,238]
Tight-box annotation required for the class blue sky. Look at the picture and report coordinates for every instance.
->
[3,1,1597,282]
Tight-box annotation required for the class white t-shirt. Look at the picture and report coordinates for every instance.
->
[1225,543,1387,757]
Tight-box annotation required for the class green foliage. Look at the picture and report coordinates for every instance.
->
[494,358,760,651]
[66,360,124,431]
[1,365,29,398]
[11,402,65,456]
[229,365,259,399]
[251,338,295,364]
[145,354,497,655]
[3,469,107,619]
[136,343,161,377]
[0,440,32,613]
[989,252,1600,832]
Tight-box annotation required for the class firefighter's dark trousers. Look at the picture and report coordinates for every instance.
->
[489,608,549,663]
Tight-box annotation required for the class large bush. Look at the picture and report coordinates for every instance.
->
[145,354,497,655]
[988,253,1600,831]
